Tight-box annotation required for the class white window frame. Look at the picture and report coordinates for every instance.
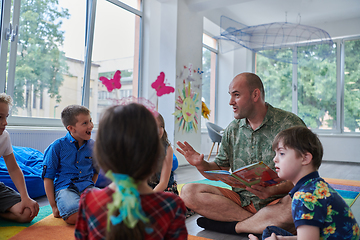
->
[2,0,143,127]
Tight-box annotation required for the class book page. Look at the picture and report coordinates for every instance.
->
[205,171,248,188]
[232,162,279,187]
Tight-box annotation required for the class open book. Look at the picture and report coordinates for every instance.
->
[204,161,281,188]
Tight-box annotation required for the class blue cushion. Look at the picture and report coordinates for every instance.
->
[0,146,45,199]
[172,153,178,171]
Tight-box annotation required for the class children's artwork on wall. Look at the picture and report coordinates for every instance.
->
[173,81,200,133]
[99,70,122,92]
[151,72,175,97]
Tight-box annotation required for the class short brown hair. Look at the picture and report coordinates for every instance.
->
[0,93,13,107]
[61,105,90,129]
[272,126,323,170]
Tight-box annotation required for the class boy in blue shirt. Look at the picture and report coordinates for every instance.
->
[42,105,98,225]
[249,126,359,240]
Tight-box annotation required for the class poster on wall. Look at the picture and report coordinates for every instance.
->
[173,63,202,133]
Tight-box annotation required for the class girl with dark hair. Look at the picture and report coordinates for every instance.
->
[148,113,179,195]
[74,103,187,240]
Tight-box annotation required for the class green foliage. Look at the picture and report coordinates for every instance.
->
[256,49,293,112]
[344,40,360,131]
[13,0,70,113]
[255,43,360,131]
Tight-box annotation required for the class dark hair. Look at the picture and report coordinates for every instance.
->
[272,126,323,170]
[94,103,163,240]
[61,105,90,129]
[243,72,265,100]
[157,113,170,146]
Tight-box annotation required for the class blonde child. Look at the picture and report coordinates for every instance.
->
[249,126,359,240]
[0,93,39,222]
[75,103,187,240]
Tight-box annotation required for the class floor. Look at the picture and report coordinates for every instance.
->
[175,157,360,240]
[33,157,360,240]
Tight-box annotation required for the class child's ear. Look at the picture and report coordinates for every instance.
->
[67,125,74,133]
[302,152,313,166]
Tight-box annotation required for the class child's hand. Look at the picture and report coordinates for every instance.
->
[22,197,40,218]
[265,233,279,240]
[248,234,260,240]
[51,205,61,218]
[246,185,273,199]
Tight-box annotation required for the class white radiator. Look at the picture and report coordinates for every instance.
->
[7,128,68,153]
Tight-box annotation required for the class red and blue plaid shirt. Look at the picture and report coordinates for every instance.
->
[74,186,188,240]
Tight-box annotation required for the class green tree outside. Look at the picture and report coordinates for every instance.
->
[256,40,360,132]
[12,0,70,116]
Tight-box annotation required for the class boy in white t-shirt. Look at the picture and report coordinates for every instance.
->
[0,93,39,222]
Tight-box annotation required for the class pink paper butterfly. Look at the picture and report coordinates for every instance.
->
[151,72,175,97]
[99,70,122,92]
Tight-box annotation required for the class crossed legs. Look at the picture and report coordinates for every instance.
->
[180,183,294,234]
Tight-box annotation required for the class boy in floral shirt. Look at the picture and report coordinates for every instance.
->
[249,126,359,240]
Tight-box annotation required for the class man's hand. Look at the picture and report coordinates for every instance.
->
[245,185,273,199]
[21,197,40,218]
[51,205,61,218]
[176,141,204,167]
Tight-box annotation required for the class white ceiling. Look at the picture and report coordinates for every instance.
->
[186,0,360,27]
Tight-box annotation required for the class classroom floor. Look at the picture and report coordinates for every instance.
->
[176,157,360,240]
[33,157,360,240]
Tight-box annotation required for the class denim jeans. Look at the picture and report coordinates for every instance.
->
[55,185,96,220]
[262,226,294,240]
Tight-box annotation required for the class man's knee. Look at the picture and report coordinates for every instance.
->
[180,183,196,203]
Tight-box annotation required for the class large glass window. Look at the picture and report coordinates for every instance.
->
[256,38,359,134]
[256,49,293,112]
[344,39,360,132]
[1,0,142,125]
[91,0,141,122]
[202,33,217,128]
[11,0,76,119]
[297,44,337,130]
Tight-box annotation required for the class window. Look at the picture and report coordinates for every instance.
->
[256,49,293,112]
[256,37,359,134]
[344,39,360,132]
[91,0,141,121]
[1,0,142,126]
[297,44,337,130]
[202,33,217,128]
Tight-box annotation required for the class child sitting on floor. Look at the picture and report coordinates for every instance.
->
[249,126,359,240]
[148,113,179,195]
[0,93,39,223]
[42,105,98,225]
[74,103,188,240]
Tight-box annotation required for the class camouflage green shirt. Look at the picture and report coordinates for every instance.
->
[214,103,306,210]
